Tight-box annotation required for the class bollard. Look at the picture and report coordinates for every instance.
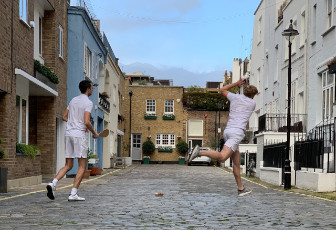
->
[284,159,291,190]
[0,167,8,193]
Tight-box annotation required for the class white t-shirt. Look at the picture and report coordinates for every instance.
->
[226,92,256,131]
[65,94,93,137]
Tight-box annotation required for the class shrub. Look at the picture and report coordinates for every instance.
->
[0,150,5,159]
[34,60,59,84]
[142,140,155,156]
[176,141,188,155]
[16,143,40,160]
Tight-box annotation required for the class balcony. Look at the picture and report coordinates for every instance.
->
[258,113,307,133]
[99,93,110,112]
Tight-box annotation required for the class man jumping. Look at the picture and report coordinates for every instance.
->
[189,78,258,196]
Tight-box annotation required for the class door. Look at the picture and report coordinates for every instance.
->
[117,135,121,157]
[56,117,66,173]
[132,134,142,160]
[188,139,203,149]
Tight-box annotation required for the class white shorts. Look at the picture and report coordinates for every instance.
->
[65,136,88,158]
[223,128,245,152]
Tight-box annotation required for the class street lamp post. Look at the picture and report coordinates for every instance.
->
[282,20,299,190]
[129,89,133,157]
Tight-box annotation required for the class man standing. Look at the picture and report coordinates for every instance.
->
[189,79,258,196]
[47,80,99,201]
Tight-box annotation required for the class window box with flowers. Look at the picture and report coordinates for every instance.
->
[144,113,157,119]
[158,146,173,152]
[162,114,175,120]
[327,57,336,74]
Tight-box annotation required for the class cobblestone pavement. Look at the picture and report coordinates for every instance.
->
[0,165,336,229]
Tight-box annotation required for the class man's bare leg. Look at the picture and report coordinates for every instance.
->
[231,150,244,190]
[55,158,74,181]
[200,145,234,163]
[73,158,87,189]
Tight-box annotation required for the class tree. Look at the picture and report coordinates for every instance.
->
[142,140,155,156]
[176,141,189,155]
[185,85,203,93]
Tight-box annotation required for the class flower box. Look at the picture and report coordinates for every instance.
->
[144,114,157,119]
[158,148,173,152]
[162,114,175,120]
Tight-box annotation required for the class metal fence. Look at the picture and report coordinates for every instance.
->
[294,120,335,173]
[263,142,286,168]
[258,113,307,133]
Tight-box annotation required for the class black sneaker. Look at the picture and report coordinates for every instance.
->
[46,183,56,200]
[238,187,252,196]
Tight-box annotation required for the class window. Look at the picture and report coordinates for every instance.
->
[164,99,174,114]
[16,95,28,144]
[84,44,92,79]
[275,48,279,82]
[59,25,63,58]
[322,71,335,119]
[39,17,43,55]
[156,134,175,147]
[146,99,156,114]
[257,16,262,44]
[300,12,306,47]
[327,0,333,28]
[19,0,28,22]
[292,20,297,54]
[188,119,203,136]
[312,4,317,42]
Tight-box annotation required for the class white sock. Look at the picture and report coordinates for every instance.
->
[52,178,58,187]
[71,187,78,196]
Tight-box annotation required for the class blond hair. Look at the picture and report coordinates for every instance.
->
[243,85,258,98]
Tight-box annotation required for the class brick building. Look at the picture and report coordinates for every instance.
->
[0,0,68,188]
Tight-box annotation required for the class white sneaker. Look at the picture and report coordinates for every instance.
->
[68,194,85,202]
[188,145,200,162]
[46,183,56,200]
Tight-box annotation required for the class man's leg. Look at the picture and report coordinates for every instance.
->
[231,150,243,190]
[47,158,74,200]
[73,158,87,189]
[55,158,74,181]
[200,145,234,163]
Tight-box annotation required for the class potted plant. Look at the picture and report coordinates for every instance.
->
[87,149,101,176]
[142,140,155,164]
[176,141,188,165]
[16,143,40,160]
[327,56,336,74]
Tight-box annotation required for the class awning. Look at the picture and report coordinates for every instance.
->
[15,68,58,96]
[117,129,124,136]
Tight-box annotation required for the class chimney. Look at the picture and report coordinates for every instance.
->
[116,58,119,65]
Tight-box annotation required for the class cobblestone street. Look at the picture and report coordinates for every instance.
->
[0,165,335,229]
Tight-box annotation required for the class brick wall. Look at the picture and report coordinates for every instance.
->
[127,85,185,161]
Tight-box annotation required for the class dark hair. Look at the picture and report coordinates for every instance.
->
[79,80,92,93]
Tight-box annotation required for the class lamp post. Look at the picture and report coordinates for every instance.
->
[282,20,299,189]
[129,89,133,157]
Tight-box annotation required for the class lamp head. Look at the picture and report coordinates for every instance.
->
[282,19,299,42]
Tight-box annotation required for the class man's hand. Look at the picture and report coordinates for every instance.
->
[235,78,245,87]
[92,132,99,139]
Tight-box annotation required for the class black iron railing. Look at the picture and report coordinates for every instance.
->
[294,119,335,173]
[99,94,110,112]
[263,142,286,168]
[258,113,307,133]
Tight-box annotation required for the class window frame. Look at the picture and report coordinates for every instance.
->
[146,99,156,114]
[155,134,175,148]
[19,0,28,23]
[59,25,63,58]
[322,70,335,120]
[164,99,174,114]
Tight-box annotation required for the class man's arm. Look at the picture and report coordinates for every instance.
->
[219,78,245,98]
[62,109,69,122]
[84,111,99,138]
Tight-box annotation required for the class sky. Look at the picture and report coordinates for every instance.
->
[71,0,261,87]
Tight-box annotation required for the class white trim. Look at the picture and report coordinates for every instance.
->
[58,25,63,58]
[15,68,58,96]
